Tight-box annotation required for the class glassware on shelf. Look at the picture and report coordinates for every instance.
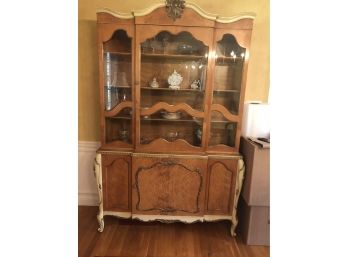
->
[166,131,179,142]
[119,128,129,142]
[120,89,127,101]
[105,52,112,110]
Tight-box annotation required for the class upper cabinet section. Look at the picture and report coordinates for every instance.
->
[96,5,254,152]
[140,31,209,111]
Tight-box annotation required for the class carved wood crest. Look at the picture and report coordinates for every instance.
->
[165,0,185,21]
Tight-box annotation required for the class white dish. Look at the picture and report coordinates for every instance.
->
[161,111,182,120]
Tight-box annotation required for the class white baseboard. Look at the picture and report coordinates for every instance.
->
[78,141,101,206]
[78,192,99,206]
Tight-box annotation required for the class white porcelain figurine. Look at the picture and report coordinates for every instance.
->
[168,70,183,89]
[150,77,159,88]
[190,79,201,89]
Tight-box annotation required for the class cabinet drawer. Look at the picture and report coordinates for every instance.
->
[132,155,207,216]
[102,154,131,212]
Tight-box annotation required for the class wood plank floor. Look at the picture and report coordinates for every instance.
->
[79,206,270,257]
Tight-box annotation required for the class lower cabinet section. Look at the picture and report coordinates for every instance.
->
[94,152,245,236]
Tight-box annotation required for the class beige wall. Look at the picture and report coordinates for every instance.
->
[78,0,269,141]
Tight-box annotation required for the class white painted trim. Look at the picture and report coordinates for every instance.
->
[79,141,101,152]
[97,2,255,23]
[216,13,256,23]
[132,214,204,223]
[204,215,232,221]
[104,211,132,219]
[96,8,134,19]
[100,213,234,223]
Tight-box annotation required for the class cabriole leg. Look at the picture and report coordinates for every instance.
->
[230,158,245,236]
[94,153,104,232]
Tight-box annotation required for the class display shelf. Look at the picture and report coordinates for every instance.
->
[141,117,201,123]
[141,87,204,92]
[108,116,132,120]
[107,51,132,56]
[104,85,132,89]
[213,89,240,93]
[141,52,207,60]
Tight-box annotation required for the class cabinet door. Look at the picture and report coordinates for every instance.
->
[102,154,131,212]
[98,24,134,149]
[132,155,207,216]
[207,29,252,153]
[135,25,214,153]
[206,158,238,215]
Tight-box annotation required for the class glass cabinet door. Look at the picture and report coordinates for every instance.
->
[138,30,209,150]
[209,34,246,149]
[213,34,245,114]
[140,31,208,110]
[104,30,132,110]
[103,29,133,146]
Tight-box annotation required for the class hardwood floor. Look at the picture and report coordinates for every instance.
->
[79,206,270,257]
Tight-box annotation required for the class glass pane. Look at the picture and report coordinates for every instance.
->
[213,34,245,114]
[140,109,203,147]
[103,30,132,111]
[105,108,132,144]
[209,111,237,147]
[140,31,208,111]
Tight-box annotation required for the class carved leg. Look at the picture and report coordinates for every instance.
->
[94,153,104,232]
[230,158,245,237]
[97,214,104,232]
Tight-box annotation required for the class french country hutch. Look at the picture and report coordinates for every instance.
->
[94,2,255,236]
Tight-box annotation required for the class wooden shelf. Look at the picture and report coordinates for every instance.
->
[142,52,207,60]
[108,116,132,120]
[107,51,131,56]
[211,120,234,123]
[213,89,240,93]
[216,56,244,61]
[141,87,204,92]
[141,117,202,123]
[104,86,131,89]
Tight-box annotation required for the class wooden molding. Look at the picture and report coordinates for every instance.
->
[132,152,207,159]
[104,101,133,117]
[138,138,202,152]
[141,102,204,118]
[97,3,255,23]
[211,104,240,122]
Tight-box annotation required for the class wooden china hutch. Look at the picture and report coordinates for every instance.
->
[94,2,255,236]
